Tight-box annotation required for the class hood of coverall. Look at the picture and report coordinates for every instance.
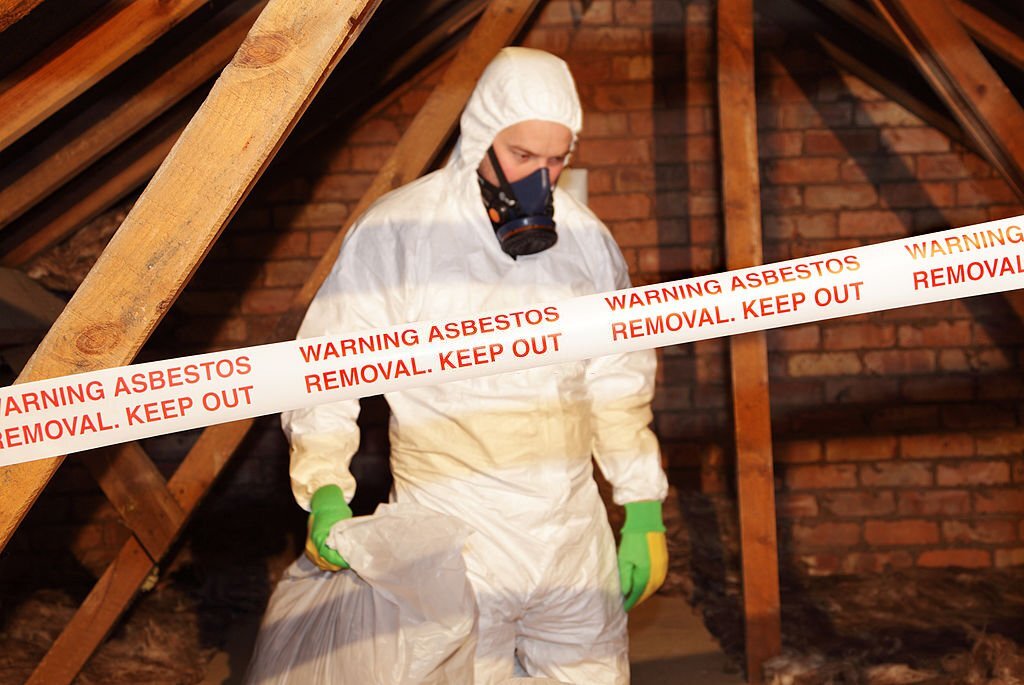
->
[449,47,583,175]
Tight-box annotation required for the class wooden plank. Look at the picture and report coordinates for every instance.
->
[25,418,252,685]
[0,0,43,32]
[816,0,901,50]
[1,0,467,265]
[0,0,383,553]
[812,36,967,145]
[872,0,1024,324]
[82,443,186,558]
[947,0,1024,73]
[0,1,268,231]
[0,0,212,154]
[717,1,781,683]
[25,538,156,685]
[1,110,189,268]
[870,0,1024,199]
[285,0,485,163]
[779,0,965,145]
[24,419,252,685]
[728,333,779,685]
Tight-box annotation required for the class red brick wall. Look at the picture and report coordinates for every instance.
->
[753,32,1024,574]
[10,0,1023,581]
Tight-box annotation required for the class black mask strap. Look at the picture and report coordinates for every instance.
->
[487,146,518,204]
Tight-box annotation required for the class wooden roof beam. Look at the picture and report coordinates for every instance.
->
[1,0,481,267]
[285,0,487,157]
[82,443,186,559]
[0,0,267,231]
[0,0,44,32]
[0,104,191,268]
[776,0,967,145]
[0,0,212,154]
[870,0,1024,200]
[815,0,902,50]
[868,0,1024,323]
[947,0,1024,73]
[0,0,383,554]
[813,36,967,145]
[718,0,781,682]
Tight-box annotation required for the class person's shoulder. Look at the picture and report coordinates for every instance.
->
[551,187,632,288]
[341,171,444,251]
[359,171,445,225]
[554,188,621,252]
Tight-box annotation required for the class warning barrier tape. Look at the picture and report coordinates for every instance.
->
[2,213,1023,467]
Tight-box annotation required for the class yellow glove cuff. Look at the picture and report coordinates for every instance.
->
[637,531,668,606]
[305,520,344,572]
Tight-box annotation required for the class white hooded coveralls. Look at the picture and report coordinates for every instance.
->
[282,47,668,685]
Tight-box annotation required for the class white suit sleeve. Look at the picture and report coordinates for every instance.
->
[586,238,668,506]
[281,223,400,510]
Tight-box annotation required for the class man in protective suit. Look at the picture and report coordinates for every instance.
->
[282,47,669,684]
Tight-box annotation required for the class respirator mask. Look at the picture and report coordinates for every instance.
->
[478,146,557,258]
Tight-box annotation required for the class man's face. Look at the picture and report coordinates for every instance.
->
[478,119,573,186]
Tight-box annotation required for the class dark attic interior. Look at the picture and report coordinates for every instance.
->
[1,0,1024,683]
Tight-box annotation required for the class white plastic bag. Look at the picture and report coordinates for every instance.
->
[245,502,478,684]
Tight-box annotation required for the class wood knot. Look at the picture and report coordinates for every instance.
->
[76,323,121,357]
[235,31,292,68]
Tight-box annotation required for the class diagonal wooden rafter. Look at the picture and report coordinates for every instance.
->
[24,422,254,685]
[718,0,782,683]
[947,0,1024,73]
[17,0,389,674]
[870,0,1024,200]
[0,0,214,155]
[0,0,384,553]
[286,0,488,153]
[0,0,268,231]
[0,0,44,32]
[15,2,543,682]
[870,0,1024,318]
[0,0,487,268]
[813,36,967,144]
[82,442,186,559]
[0,99,194,268]
[816,0,900,49]
[780,0,968,144]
